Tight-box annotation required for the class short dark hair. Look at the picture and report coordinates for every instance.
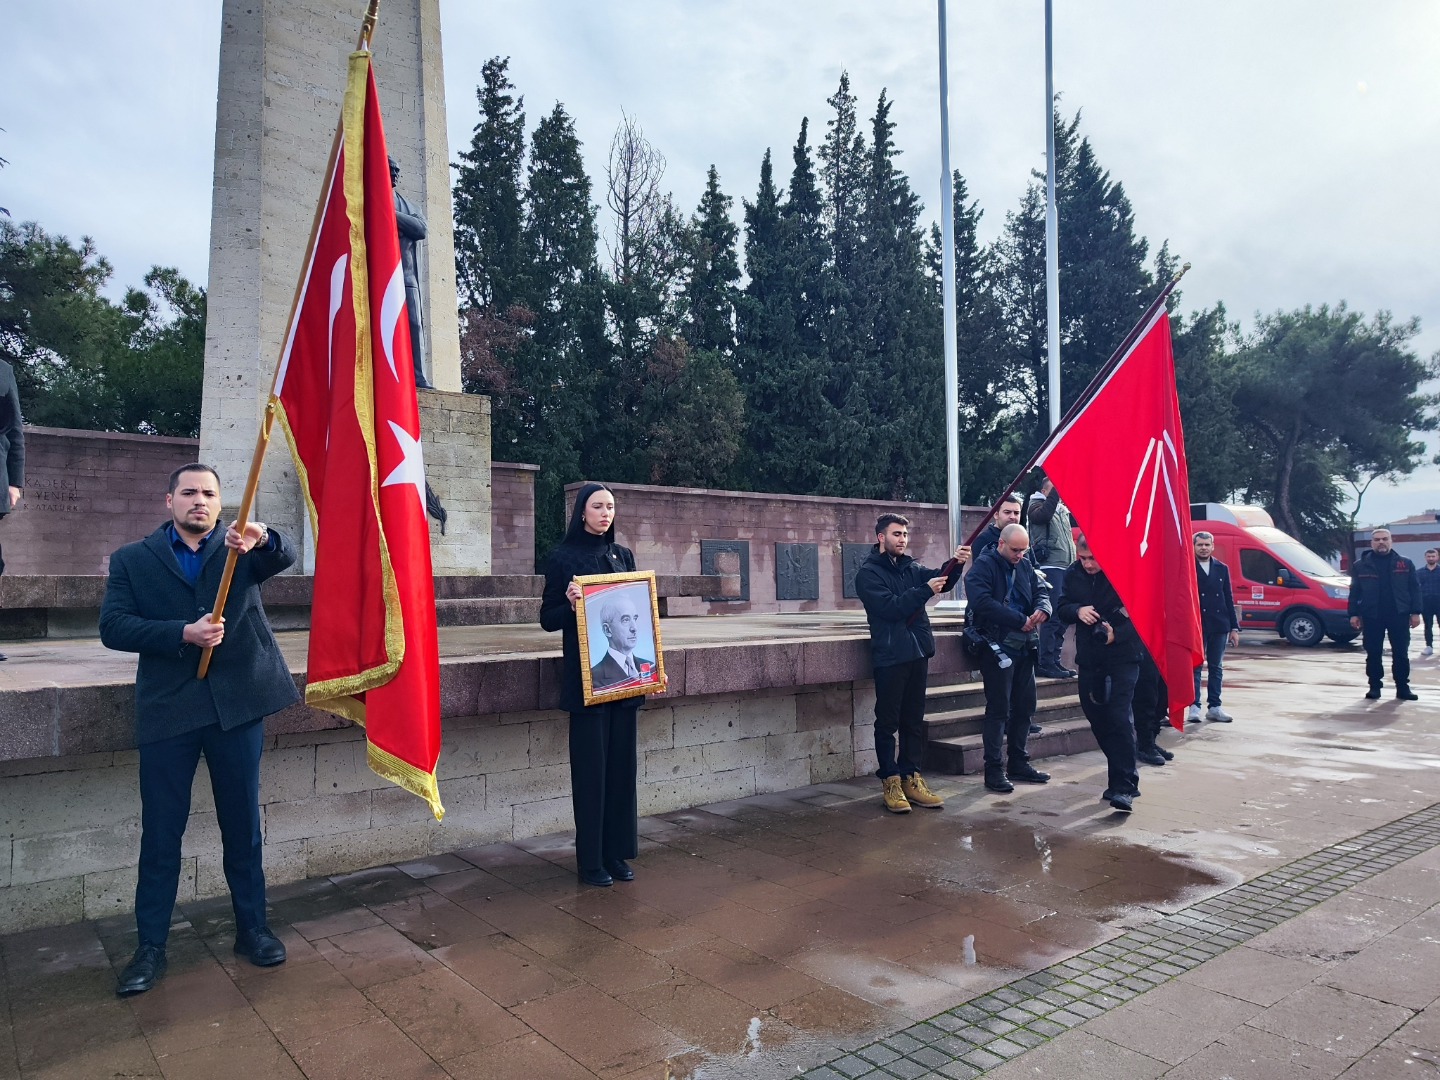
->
[1427,548,1439,556]
[875,513,910,535]
[168,463,220,495]
[1074,532,1089,551]
[1000,493,1022,508]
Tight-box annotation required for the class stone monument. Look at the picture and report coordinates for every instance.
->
[200,0,491,574]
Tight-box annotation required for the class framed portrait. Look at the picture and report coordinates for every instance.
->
[574,570,667,706]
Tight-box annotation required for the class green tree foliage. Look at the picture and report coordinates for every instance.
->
[1230,304,1437,552]
[452,57,527,312]
[683,165,740,355]
[993,110,1153,448]
[0,220,203,436]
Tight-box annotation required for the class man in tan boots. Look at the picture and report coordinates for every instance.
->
[854,513,969,812]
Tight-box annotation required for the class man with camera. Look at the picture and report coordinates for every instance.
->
[1056,535,1142,812]
[855,514,970,813]
[965,523,1052,794]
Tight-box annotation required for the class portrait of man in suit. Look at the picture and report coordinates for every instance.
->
[589,589,654,690]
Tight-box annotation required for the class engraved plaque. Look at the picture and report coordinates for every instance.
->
[841,542,874,599]
[774,543,820,601]
[700,539,750,602]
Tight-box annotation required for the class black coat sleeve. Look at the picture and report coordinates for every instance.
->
[1219,563,1240,630]
[539,554,576,633]
[1056,561,1088,625]
[1,367,22,489]
[99,550,188,657]
[965,557,1026,633]
[856,563,931,624]
[1028,488,1059,527]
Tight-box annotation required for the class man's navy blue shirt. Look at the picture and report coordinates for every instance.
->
[168,523,214,585]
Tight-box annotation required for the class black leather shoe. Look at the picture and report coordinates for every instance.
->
[1136,747,1167,766]
[1102,789,1142,801]
[1108,792,1135,813]
[1036,667,1069,680]
[603,859,634,882]
[984,773,1014,794]
[1060,667,1078,678]
[234,926,287,967]
[1028,723,1042,735]
[579,868,614,887]
[1365,686,1382,700]
[0,653,8,661]
[1008,764,1051,784]
[117,943,167,995]
[1155,746,1175,761]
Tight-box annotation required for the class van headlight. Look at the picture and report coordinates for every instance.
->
[1321,583,1349,599]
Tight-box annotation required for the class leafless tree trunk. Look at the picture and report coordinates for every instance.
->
[605,114,666,282]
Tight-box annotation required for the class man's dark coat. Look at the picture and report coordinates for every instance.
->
[99,525,300,745]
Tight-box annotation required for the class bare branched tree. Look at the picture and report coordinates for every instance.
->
[605,114,666,282]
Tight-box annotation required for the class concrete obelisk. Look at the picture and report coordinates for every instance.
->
[200,0,490,574]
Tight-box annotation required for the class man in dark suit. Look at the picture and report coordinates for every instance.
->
[1189,531,1240,723]
[100,464,300,995]
[589,591,653,690]
[1349,527,1422,701]
[0,359,23,660]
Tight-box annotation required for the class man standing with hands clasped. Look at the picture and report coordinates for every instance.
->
[855,514,970,813]
[100,464,300,995]
[1348,527,1422,701]
[1188,531,1241,723]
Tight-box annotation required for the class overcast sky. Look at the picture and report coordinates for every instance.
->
[4,1,1438,524]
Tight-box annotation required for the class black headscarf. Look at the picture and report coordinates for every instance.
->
[564,482,616,545]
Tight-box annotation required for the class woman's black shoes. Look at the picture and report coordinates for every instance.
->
[579,867,614,887]
[604,860,635,881]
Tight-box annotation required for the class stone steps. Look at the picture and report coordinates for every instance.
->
[921,672,1094,775]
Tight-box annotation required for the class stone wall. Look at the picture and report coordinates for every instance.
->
[491,462,539,575]
[0,428,200,576]
[569,481,992,615]
[0,679,877,934]
[0,425,529,578]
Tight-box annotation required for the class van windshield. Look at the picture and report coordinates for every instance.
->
[1267,541,1341,579]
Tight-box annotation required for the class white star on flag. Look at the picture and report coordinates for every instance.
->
[381,420,426,508]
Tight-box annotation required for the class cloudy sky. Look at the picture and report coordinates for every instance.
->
[4,1,1438,523]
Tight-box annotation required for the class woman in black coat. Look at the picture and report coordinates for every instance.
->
[540,483,641,887]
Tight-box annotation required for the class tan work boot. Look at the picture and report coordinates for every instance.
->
[881,775,911,813]
[902,773,944,809]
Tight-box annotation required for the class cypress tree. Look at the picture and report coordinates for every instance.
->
[683,165,741,356]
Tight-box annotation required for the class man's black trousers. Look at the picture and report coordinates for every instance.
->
[1423,598,1440,648]
[1076,663,1141,797]
[568,701,639,873]
[1363,618,1412,690]
[873,657,929,779]
[136,718,267,947]
[978,647,1036,773]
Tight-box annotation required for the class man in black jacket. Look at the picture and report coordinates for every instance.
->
[973,494,1023,557]
[855,514,969,813]
[0,359,24,659]
[1189,531,1241,723]
[100,464,300,995]
[1348,528,1422,700]
[1418,548,1440,656]
[965,524,1052,794]
[1058,536,1142,812]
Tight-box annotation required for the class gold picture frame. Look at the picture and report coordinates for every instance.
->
[574,570,667,706]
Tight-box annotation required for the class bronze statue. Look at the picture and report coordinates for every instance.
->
[389,156,432,389]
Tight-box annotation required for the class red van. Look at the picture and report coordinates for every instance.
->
[1189,503,1354,647]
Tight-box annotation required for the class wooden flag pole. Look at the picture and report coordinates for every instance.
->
[198,0,383,678]
[961,262,1191,550]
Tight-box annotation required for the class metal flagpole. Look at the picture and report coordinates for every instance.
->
[1044,0,1061,432]
[937,0,961,555]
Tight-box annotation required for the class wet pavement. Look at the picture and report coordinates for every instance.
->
[3,636,1439,1078]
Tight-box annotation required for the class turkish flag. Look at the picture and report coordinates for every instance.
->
[272,51,443,819]
[1036,310,1203,729]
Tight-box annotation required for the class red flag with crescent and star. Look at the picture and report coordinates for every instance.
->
[1035,309,1204,730]
[271,49,443,819]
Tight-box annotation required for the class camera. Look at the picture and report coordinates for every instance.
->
[962,625,1012,670]
[1090,621,1112,644]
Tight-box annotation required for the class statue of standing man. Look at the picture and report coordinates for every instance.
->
[389,156,432,389]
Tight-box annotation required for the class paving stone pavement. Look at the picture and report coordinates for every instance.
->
[2,636,1438,1078]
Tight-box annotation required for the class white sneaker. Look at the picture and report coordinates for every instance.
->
[1185,704,1202,723]
[1206,705,1234,722]
[1423,647,1434,657]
